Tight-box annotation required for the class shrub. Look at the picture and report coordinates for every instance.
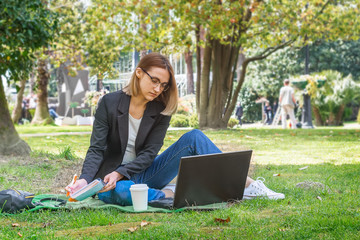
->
[170,114,189,127]
[176,104,190,116]
[189,113,199,129]
[227,117,238,128]
[59,146,76,160]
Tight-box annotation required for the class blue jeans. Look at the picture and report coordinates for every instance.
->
[98,129,221,206]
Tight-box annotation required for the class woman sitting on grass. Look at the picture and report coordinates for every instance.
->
[65,53,284,205]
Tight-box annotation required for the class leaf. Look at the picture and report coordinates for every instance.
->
[273,173,280,177]
[214,217,230,223]
[316,196,322,201]
[17,232,23,237]
[140,220,150,227]
[42,222,52,228]
[278,228,286,231]
[12,223,20,227]
[299,166,309,170]
[128,227,138,233]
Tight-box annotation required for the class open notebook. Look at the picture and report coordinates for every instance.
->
[70,178,106,201]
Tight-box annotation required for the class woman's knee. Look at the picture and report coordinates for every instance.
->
[181,129,206,142]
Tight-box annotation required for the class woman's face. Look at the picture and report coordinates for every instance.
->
[136,67,170,102]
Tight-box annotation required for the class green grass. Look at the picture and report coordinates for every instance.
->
[1,127,360,239]
[16,125,92,134]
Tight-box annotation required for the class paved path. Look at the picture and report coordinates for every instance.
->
[19,123,359,138]
[19,127,194,137]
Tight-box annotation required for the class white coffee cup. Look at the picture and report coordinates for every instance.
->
[129,184,149,211]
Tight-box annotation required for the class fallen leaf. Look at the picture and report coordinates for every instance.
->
[140,220,150,227]
[273,173,280,177]
[290,132,296,136]
[316,196,322,201]
[245,135,254,139]
[128,227,138,233]
[214,217,230,223]
[17,232,23,237]
[12,223,20,227]
[299,166,309,171]
[278,228,286,231]
[109,222,112,226]
[42,222,52,228]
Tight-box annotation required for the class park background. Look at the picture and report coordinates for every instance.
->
[1,0,360,239]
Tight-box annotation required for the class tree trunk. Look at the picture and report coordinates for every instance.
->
[198,38,240,129]
[0,80,31,156]
[335,104,345,126]
[11,78,27,124]
[328,112,336,126]
[195,25,205,113]
[31,59,53,125]
[312,106,324,126]
[184,50,194,94]
[198,38,212,127]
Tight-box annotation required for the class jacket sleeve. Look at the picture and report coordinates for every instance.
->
[79,97,109,183]
[115,114,171,179]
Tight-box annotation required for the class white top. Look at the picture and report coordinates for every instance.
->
[122,114,142,165]
[279,86,295,107]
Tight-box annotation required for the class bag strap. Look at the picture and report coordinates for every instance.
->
[34,197,67,208]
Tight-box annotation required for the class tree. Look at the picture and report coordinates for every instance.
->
[298,40,360,80]
[306,71,360,126]
[0,0,57,155]
[82,0,359,128]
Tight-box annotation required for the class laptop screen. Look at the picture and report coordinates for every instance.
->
[173,150,252,208]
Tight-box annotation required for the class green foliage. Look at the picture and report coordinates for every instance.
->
[58,146,76,160]
[296,71,360,125]
[189,113,199,129]
[170,114,189,127]
[29,109,35,118]
[299,40,360,80]
[227,118,238,129]
[176,104,191,116]
[246,47,302,99]
[69,102,79,108]
[238,85,261,123]
[81,109,89,117]
[0,0,58,80]
[357,110,360,124]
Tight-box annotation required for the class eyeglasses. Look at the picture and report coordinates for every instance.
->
[140,67,170,91]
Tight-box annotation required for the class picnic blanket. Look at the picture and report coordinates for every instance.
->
[22,194,229,214]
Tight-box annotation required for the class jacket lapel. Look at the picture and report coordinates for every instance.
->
[135,101,158,151]
[117,94,130,155]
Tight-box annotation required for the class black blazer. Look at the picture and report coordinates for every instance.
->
[80,90,171,183]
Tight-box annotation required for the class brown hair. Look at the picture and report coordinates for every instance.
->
[123,52,178,116]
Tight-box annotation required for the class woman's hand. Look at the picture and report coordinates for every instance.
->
[99,171,124,193]
[65,178,87,195]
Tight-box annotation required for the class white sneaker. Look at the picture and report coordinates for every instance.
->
[243,177,285,200]
[161,184,176,193]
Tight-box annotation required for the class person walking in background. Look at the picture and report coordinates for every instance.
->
[279,79,297,129]
[264,101,272,125]
[235,103,243,126]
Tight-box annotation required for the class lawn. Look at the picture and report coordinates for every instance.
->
[1,126,359,239]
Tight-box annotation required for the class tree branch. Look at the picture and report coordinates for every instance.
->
[246,39,295,62]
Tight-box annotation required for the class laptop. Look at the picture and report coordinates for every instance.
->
[149,150,252,209]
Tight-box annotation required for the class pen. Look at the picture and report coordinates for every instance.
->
[66,174,77,197]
